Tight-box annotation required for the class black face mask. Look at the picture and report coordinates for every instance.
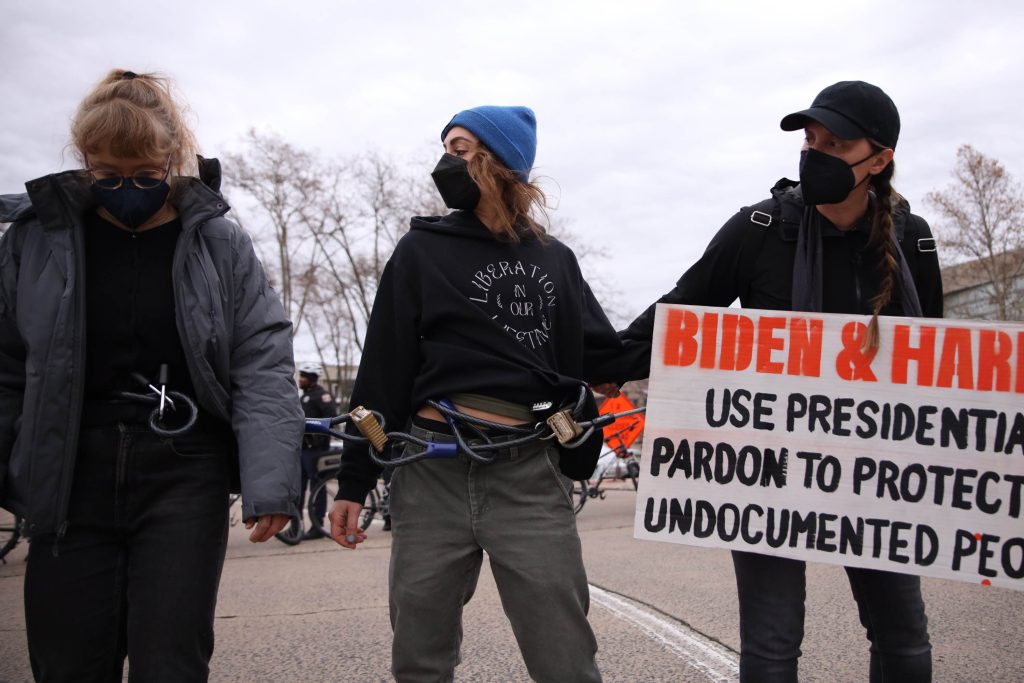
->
[431,154,481,210]
[798,148,876,205]
[90,181,171,230]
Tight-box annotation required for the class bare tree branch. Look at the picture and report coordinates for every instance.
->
[926,144,1024,320]
[223,129,329,338]
[225,132,441,368]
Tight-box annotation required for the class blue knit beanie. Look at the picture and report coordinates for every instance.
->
[441,105,537,183]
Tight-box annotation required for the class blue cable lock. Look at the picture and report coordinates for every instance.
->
[425,399,462,458]
[425,442,459,458]
[305,417,334,434]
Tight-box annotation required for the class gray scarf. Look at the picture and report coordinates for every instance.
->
[792,205,923,317]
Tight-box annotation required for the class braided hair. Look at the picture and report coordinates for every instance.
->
[864,149,902,350]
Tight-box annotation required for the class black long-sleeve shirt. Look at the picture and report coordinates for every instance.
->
[617,180,944,382]
[83,213,195,403]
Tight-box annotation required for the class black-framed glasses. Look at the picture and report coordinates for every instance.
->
[89,165,170,190]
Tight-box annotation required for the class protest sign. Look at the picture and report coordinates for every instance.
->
[634,304,1024,590]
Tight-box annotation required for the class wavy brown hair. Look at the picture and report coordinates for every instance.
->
[863,147,903,350]
[466,145,548,242]
[71,69,199,177]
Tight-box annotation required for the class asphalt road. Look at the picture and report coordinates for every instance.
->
[2,485,1022,682]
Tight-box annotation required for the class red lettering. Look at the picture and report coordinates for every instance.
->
[663,308,699,367]
[756,316,786,374]
[700,312,718,369]
[978,330,1013,392]
[788,318,823,377]
[1018,331,1024,394]
[836,321,878,382]
[721,313,754,371]
[891,325,936,387]
[936,328,974,390]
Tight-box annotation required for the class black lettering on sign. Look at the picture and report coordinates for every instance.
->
[645,437,787,487]
[642,498,944,570]
[851,460,1022,520]
[704,388,777,430]
[950,530,1024,579]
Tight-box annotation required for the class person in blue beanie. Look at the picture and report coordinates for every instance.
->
[329,105,622,682]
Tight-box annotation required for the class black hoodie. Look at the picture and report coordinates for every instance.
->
[337,210,622,502]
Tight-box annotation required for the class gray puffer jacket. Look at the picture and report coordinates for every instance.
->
[0,158,302,536]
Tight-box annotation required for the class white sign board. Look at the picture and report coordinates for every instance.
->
[634,304,1024,590]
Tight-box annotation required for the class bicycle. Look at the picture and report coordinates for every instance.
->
[572,433,642,515]
[0,509,22,563]
[307,449,390,538]
[226,492,303,546]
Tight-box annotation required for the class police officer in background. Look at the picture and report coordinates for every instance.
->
[298,364,336,539]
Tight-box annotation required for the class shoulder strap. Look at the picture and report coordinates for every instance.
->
[894,211,936,278]
[735,197,777,304]
[734,180,803,304]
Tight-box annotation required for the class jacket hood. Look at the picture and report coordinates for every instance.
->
[0,156,227,228]
[197,156,222,193]
[410,210,496,241]
[409,209,544,243]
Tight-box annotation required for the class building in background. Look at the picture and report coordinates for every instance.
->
[941,248,1024,321]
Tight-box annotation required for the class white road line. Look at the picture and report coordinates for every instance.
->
[589,584,740,682]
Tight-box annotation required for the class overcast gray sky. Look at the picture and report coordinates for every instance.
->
[3,0,1022,329]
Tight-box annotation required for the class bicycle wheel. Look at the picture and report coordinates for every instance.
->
[275,518,303,546]
[359,488,380,531]
[626,457,641,490]
[572,481,589,515]
[307,474,340,538]
[0,512,21,563]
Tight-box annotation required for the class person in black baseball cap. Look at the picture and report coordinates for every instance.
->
[781,80,900,149]
[781,80,900,211]
[608,81,942,682]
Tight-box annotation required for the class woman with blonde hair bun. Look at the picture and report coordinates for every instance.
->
[0,69,302,681]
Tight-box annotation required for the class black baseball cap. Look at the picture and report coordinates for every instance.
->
[780,81,900,149]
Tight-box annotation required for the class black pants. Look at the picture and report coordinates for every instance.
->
[24,423,232,683]
[732,551,932,682]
